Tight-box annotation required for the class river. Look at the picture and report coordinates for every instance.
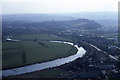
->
[2,41,86,77]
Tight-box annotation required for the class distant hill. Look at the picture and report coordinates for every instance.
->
[35,19,101,30]
[52,12,118,26]
[2,14,76,22]
[3,17,102,36]
[3,12,117,26]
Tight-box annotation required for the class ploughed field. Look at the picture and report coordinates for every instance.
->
[2,34,77,69]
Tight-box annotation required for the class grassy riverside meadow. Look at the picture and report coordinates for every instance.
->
[2,34,77,69]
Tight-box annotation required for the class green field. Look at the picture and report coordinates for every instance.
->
[3,34,77,69]
[14,34,72,41]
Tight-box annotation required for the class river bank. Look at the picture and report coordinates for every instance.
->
[2,41,86,77]
[7,41,119,79]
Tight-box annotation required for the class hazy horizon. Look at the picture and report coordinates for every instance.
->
[2,0,119,15]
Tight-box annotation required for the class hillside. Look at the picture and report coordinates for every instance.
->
[2,17,101,36]
[2,14,75,22]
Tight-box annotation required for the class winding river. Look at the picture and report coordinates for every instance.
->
[2,41,86,77]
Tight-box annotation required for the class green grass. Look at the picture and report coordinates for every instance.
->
[3,42,24,69]
[2,34,77,69]
[14,34,72,41]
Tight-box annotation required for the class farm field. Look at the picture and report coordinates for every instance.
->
[2,34,77,69]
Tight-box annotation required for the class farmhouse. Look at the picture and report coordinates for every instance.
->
[6,37,20,42]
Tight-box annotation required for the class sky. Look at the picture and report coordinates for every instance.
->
[1,0,120,14]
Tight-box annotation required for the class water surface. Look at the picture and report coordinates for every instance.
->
[2,41,86,77]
